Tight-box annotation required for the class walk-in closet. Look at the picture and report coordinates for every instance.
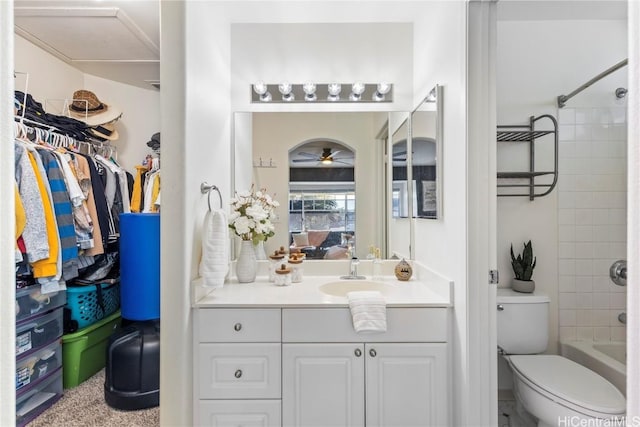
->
[7,1,161,425]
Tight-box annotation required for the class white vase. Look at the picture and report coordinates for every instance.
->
[254,241,268,260]
[236,240,257,283]
[512,278,535,293]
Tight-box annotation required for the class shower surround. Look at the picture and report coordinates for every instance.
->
[557,105,627,343]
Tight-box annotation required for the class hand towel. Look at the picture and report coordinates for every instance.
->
[347,290,387,333]
[199,209,229,288]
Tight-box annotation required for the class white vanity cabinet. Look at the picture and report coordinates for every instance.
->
[194,306,450,427]
[281,308,449,427]
[195,308,282,426]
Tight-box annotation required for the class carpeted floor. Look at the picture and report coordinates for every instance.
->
[27,369,159,427]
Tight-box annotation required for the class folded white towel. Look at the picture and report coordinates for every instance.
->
[347,291,387,333]
[199,209,230,288]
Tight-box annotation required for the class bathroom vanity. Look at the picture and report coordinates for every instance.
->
[192,269,452,426]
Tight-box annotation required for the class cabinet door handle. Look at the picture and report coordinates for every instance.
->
[234,323,242,331]
[369,349,377,357]
[354,348,362,357]
[234,369,243,378]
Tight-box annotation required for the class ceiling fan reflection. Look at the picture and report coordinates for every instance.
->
[292,148,353,165]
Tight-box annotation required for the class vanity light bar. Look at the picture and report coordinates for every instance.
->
[251,82,393,103]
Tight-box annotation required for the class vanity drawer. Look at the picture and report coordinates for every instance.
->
[198,399,281,427]
[283,308,447,342]
[198,343,281,399]
[197,308,281,343]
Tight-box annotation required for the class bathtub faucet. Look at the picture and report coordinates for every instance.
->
[609,260,627,286]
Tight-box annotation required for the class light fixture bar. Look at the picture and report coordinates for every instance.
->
[250,83,393,103]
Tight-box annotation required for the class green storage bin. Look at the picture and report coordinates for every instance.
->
[62,310,122,389]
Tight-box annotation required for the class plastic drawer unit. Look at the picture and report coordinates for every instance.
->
[16,367,63,427]
[16,307,63,358]
[16,340,62,392]
[16,285,66,324]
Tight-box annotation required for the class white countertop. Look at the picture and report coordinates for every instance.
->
[194,271,452,308]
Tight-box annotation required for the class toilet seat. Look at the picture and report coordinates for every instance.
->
[507,355,625,418]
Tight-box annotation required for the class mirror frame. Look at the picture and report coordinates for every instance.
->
[386,112,413,260]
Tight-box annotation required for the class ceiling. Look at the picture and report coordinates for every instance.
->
[497,0,627,21]
[13,0,626,92]
[14,0,160,91]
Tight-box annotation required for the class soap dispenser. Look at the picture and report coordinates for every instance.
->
[372,248,382,281]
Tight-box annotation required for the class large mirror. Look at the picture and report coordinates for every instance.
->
[232,86,442,261]
[237,112,387,261]
[411,85,443,219]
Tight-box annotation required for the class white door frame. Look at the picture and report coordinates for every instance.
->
[466,1,498,425]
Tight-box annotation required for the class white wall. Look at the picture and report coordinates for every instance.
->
[83,75,160,171]
[251,112,382,259]
[410,2,470,423]
[496,18,627,389]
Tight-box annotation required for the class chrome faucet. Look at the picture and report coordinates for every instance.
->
[340,257,366,280]
[610,260,627,286]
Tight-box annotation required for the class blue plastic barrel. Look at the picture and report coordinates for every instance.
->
[119,213,160,320]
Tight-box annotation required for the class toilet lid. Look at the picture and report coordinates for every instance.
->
[509,355,626,415]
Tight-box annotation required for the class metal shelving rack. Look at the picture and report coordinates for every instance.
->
[497,114,558,200]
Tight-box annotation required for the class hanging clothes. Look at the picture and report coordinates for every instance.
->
[36,148,80,281]
[130,165,148,213]
[14,142,48,264]
[25,148,60,286]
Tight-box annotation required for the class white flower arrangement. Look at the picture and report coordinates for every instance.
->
[229,186,279,244]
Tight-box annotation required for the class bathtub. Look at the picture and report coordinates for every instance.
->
[560,340,626,396]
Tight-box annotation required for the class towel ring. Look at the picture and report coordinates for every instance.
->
[200,182,223,212]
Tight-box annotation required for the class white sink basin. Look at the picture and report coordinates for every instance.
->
[319,280,393,297]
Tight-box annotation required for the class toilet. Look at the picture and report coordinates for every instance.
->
[497,288,626,427]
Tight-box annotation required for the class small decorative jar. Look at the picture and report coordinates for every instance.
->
[288,254,304,283]
[268,250,285,282]
[394,258,413,281]
[278,246,289,262]
[275,264,292,286]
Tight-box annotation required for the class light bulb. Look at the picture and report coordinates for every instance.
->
[303,83,317,101]
[377,83,391,95]
[253,81,271,102]
[327,83,341,101]
[278,82,294,101]
[373,82,391,102]
[350,82,365,101]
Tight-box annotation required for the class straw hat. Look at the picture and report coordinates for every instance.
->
[88,121,119,141]
[69,90,122,127]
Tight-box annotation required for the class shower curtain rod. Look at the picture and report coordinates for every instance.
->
[557,58,628,108]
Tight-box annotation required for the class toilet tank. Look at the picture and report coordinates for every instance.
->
[497,288,549,354]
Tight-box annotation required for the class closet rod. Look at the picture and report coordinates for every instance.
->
[557,58,628,108]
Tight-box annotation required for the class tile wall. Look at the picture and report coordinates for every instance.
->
[557,106,627,342]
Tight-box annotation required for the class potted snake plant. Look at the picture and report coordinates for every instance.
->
[510,240,536,293]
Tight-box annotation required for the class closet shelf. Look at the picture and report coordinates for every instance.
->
[497,114,558,200]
